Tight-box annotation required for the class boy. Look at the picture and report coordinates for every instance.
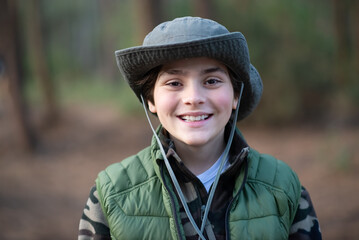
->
[79,16,321,239]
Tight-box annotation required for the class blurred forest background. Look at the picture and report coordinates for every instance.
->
[0,0,358,239]
[1,0,359,150]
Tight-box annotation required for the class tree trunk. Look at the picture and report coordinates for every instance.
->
[331,0,356,125]
[26,0,58,125]
[333,0,351,86]
[134,0,165,44]
[0,0,36,151]
[98,0,120,82]
[353,0,359,78]
[193,0,215,19]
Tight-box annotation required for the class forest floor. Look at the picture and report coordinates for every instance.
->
[0,104,358,240]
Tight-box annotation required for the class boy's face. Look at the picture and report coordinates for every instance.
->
[148,57,238,148]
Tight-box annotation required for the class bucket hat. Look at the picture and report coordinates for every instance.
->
[115,16,262,121]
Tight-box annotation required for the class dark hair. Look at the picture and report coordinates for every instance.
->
[136,64,242,105]
[135,65,162,105]
[227,68,242,99]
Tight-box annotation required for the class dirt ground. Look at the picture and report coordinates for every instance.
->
[0,104,358,240]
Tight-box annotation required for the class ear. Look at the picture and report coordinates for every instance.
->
[232,96,239,110]
[148,100,157,113]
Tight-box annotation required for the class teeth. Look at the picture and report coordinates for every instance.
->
[181,115,208,122]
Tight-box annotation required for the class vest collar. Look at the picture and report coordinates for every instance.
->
[151,122,249,185]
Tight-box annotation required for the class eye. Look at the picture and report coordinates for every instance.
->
[204,78,222,85]
[165,80,182,87]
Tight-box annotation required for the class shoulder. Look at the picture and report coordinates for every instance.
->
[96,146,157,196]
[246,148,301,209]
[247,148,300,190]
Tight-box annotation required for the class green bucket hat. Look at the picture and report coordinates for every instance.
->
[115,16,262,121]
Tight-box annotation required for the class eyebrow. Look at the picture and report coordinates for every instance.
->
[202,67,227,75]
[159,67,227,77]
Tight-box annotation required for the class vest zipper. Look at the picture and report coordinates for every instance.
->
[224,148,249,240]
[160,164,185,240]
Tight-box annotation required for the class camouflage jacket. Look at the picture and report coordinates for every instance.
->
[78,126,322,240]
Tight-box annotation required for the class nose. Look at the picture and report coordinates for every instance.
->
[182,82,205,105]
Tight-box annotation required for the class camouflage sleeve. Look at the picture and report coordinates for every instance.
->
[78,186,111,240]
[289,186,322,240]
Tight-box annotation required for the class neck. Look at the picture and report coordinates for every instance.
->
[171,130,226,175]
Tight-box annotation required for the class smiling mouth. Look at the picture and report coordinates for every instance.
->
[179,114,211,122]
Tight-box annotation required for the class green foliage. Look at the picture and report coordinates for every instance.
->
[24,74,143,116]
[167,0,194,18]
[58,76,143,115]
[216,0,340,124]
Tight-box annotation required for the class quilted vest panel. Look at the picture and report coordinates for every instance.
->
[96,146,181,240]
[228,149,301,239]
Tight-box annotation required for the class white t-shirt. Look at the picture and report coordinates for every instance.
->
[196,153,230,192]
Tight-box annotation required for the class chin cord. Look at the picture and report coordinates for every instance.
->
[140,95,206,240]
[199,82,243,239]
[140,82,244,240]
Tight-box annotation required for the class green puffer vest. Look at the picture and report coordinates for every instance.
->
[96,136,301,240]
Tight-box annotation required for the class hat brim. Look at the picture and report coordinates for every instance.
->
[115,32,262,121]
